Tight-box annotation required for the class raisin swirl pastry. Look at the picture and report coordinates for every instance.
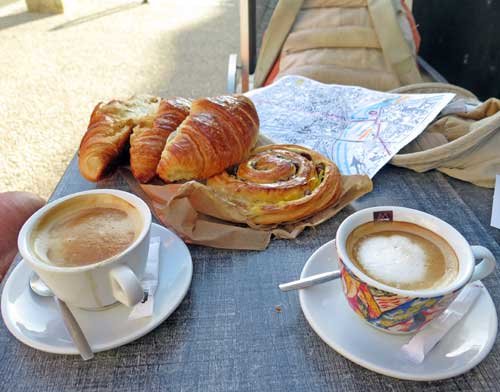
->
[206,144,342,225]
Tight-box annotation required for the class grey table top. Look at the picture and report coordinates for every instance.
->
[1,155,499,392]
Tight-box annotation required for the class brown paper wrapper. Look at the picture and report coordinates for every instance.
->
[121,169,372,251]
[120,133,372,250]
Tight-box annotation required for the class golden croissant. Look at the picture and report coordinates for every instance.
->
[156,95,259,182]
[78,95,160,182]
[206,144,342,225]
[130,98,191,183]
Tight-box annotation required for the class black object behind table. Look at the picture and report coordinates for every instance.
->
[413,0,500,100]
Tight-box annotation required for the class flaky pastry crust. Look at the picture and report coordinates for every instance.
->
[156,95,259,182]
[206,144,342,225]
[78,95,160,182]
[130,98,191,183]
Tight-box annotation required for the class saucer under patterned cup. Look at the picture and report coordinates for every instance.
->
[299,240,498,381]
[1,223,192,354]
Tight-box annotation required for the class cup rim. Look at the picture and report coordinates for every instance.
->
[336,206,474,298]
[18,189,152,273]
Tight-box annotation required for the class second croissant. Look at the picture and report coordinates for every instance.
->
[130,98,191,183]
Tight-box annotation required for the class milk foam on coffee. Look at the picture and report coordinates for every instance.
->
[31,194,142,267]
[356,234,428,285]
[347,221,459,291]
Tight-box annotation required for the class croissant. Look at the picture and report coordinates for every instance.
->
[206,144,342,225]
[78,95,160,182]
[156,95,259,182]
[130,98,191,183]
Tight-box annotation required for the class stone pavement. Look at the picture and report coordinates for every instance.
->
[0,0,241,198]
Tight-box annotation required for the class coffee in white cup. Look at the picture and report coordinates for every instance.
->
[18,189,151,309]
[31,194,143,268]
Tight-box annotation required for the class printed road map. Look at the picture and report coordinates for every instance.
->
[246,76,454,177]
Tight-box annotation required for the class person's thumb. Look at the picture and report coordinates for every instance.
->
[0,192,46,280]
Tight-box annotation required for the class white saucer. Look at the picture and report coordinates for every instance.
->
[299,240,498,381]
[1,223,192,355]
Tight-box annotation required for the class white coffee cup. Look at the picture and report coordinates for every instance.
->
[18,189,151,309]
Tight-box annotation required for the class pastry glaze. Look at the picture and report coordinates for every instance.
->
[130,98,191,183]
[156,95,259,182]
[206,144,342,225]
[78,95,160,182]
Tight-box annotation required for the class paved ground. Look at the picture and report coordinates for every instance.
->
[0,0,241,198]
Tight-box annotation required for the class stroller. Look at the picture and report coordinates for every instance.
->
[228,0,447,94]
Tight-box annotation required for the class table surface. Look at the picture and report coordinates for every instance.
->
[1,155,499,392]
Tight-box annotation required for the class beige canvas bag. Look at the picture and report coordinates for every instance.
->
[390,83,500,188]
[254,0,421,90]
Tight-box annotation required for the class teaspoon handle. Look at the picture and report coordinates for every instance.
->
[279,270,341,292]
[54,298,94,360]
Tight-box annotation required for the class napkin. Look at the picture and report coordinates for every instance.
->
[401,283,482,363]
[491,175,500,229]
[128,237,160,320]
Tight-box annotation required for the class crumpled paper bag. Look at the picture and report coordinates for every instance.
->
[122,169,372,250]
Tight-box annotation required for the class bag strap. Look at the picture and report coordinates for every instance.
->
[254,0,303,88]
[368,0,422,85]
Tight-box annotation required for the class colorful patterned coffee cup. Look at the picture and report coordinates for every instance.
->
[335,206,496,334]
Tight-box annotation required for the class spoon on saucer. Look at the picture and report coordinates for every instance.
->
[279,270,341,291]
[29,273,94,360]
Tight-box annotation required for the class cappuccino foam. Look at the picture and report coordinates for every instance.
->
[32,194,142,267]
[346,221,459,291]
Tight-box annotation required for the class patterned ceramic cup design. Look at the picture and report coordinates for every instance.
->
[335,206,496,334]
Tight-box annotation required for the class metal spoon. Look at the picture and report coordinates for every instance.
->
[29,273,94,360]
[279,270,341,292]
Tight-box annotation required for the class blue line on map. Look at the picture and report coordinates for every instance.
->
[343,141,349,175]
[335,133,343,174]
[334,124,350,175]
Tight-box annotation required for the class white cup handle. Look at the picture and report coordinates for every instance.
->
[109,265,144,307]
[470,246,496,283]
